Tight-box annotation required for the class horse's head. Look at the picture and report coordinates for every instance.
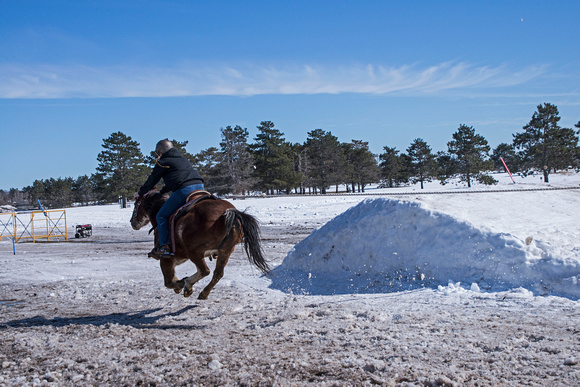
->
[130,190,169,230]
[130,194,150,230]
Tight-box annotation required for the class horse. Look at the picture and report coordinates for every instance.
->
[130,190,270,300]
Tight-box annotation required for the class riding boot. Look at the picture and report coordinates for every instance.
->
[149,244,174,260]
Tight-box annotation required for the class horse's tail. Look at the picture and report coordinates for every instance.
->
[224,209,270,275]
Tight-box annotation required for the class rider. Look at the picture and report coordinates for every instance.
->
[135,139,204,259]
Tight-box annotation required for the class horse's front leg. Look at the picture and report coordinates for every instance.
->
[160,258,185,294]
[182,258,210,298]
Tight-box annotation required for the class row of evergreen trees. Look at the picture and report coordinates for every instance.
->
[1,103,579,209]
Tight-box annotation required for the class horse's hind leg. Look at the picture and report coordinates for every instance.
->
[198,247,234,300]
[183,258,210,298]
[160,259,185,294]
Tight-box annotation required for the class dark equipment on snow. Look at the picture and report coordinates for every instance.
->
[75,224,92,238]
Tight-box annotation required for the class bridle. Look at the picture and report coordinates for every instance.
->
[131,193,151,230]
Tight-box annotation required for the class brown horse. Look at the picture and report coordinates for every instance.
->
[130,191,270,299]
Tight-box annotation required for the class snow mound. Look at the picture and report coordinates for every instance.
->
[270,198,580,299]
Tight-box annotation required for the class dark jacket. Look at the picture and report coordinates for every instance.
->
[138,148,203,196]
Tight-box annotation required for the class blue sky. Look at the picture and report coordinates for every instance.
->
[1,0,579,190]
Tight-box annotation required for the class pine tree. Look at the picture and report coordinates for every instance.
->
[249,121,294,194]
[435,151,458,185]
[447,124,495,187]
[407,138,436,189]
[23,178,74,208]
[96,131,146,207]
[72,175,99,206]
[23,180,46,207]
[192,147,220,191]
[343,140,379,193]
[213,125,255,195]
[45,177,74,208]
[378,146,409,187]
[550,127,579,172]
[304,129,345,194]
[513,103,579,182]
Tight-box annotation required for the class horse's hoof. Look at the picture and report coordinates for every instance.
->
[183,288,193,298]
[197,292,208,300]
[173,280,184,294]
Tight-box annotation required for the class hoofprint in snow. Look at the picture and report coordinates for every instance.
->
[1,172,579,385]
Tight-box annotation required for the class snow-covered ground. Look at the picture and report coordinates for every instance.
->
[1,172,579,386]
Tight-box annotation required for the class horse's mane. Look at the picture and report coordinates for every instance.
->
[143,190,170,216]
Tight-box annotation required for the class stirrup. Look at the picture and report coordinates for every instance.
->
[148,245,174,260]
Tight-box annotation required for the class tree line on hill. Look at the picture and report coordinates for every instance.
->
[1,103,579,209]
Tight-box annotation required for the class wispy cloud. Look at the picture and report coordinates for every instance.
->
[0,61,548,99]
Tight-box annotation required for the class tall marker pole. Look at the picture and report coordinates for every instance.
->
[37,199,47,217]
[500,157,516,184]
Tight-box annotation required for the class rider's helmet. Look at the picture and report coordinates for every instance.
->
[155,139,174,155]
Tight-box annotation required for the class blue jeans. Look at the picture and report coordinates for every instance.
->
[156,184,205,247]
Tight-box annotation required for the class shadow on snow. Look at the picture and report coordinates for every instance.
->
[1,305,206,330]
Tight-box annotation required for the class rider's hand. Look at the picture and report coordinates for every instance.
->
[133,192,140,200]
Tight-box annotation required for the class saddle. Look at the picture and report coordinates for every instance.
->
[168,190,217,253]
